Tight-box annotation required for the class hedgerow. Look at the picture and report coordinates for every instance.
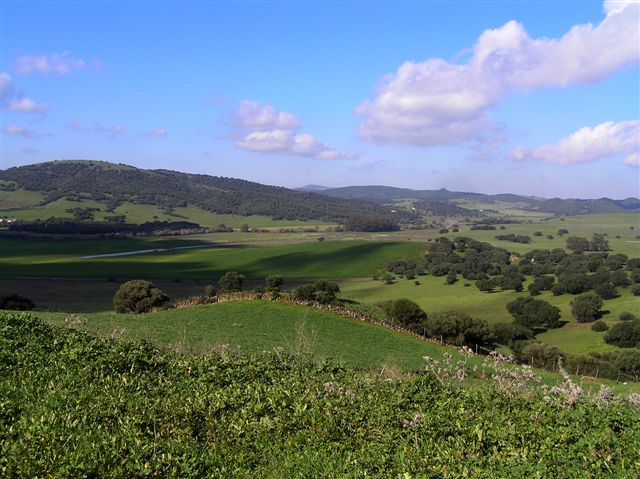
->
[1,312,639,478]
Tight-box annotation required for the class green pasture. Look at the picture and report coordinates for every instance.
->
[0,238,426,280]
[40,300,460,371]
[33,301,638,394]
[340,275,640,355]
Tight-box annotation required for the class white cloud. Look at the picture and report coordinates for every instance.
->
[510,120,640,165]
[626,152,640,166]
[0,72,48,114]
[146,127,168,139]
[95,123,126,137]
[16,52,87,75]
[233,100,300,130]
[358,0,639,146]
[2,124,43,139]
[7,97,48,113]
[233,101,356,160]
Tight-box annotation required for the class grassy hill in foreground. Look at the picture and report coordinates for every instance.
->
[2,311,639,477]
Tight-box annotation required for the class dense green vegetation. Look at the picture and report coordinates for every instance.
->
[1,160,387,222]
[2,312,639,477]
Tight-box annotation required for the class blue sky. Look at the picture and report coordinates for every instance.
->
[1,0,638,198]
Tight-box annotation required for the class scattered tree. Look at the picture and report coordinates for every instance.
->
[113,280,169,314]
[570,293,603,323]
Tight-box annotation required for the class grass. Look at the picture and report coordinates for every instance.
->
[340,275,640,355]
[35,301,639,394]
[40,301,459,372]
[0,188,46,209]
[0,238,426,279]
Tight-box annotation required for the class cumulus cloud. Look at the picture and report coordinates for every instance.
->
[146,127,168,139]
[2,124,43,139]
[510,120,640,165]
[16,51,87,75]
[358,0,640,146]
[233,101,356,160]
[233,100,300,130]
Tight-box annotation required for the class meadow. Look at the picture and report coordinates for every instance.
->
[0,238,426,279]
[341,275,640,355]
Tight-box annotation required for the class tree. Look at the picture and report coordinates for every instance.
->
[476,278,496,292]
[204,285,217,297]
[381,299,427,333]
[591,321,609,332]
[493,322,534,345]
[610,270,630,288]
[589,233,609,252]
[293,281,340,304]
[265,275,285,292]
[506,297,562,329]
[604,320,640,348]
[424,312,495,348]
[566,236,590,253]
[240,223,250,232]
[113,280,169,314]
[570,293,603,323]
[594,282,618,300]
[619,311,637,321]
[218,271,246,292]
[445,270,457,285]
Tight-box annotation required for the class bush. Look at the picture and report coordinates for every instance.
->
[517,342,563,369]
[204,285,217,298]
[0,293,34,311]
[619,311,637,321]
[265,275,285,292]
[604,320,640,348]
[591,321,609,332]
[113,280,169,313]
[218,271,246,292]
[380,298,427,333]
[594,282,618,300]
[424,311,495,348]
[293,281,340,304]
[570,293,603,323]
[632,285,640,296]
[506,297,562,329]
[493,322,534,345]
[445,271,457,285]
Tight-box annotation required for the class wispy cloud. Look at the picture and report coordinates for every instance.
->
[357,0,639,147]
[2,124,45,139]
[16,51,89,75]
[95,123,126,137]
[232,100,357,160]
[146,127,168,139]
[0,72,48,114]
[510,120,640,166]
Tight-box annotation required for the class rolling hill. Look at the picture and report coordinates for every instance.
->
[320,185,640,215]
[0,160,387,222]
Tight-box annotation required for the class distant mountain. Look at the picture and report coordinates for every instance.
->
[297,184,330,192]
[0,160,387,222]
[319,186,640,215]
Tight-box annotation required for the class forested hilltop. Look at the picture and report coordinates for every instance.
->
[0,160,387,222]
[320,185,640,215]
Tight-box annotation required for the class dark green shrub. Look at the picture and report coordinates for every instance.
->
[632,285,640,296]
[591,321,608,332]
[113,280,169,313]
[218,271,246,292]
[0,293,34,311]
[293,281,340,304]
[265,275,285,292]
[493,322,534,345]
[204,285,217,298]
[425,311,494,348]
[619,311,637,321]
[380,298,427,333]
[506,297,562,329]
[604,320,640,348]
[594,282,618,300]
[570,293,603,323]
